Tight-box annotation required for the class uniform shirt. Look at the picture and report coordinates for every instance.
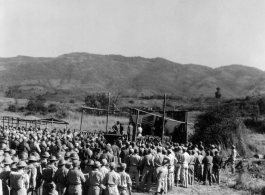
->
[182,152,190,165]
[119,171,132,188]
[89,170,104,187]
[143,154,154,167]
[99,166,109,179]
[42,164,58,183]
[189,155,196,165]
[129,154,141,167]
[103,170,120,186]
[119,148,129,163]
[196,155,204,165]
[202,155,213,166]
[111,144,120,157]
[213,155,222,169]
[67,167,86,185]
[154,153,164,167]
[175,152,184,164]
[10,169,29,190]
[24,163,37,188]
[53,166,69,184]
[100,152,114,163]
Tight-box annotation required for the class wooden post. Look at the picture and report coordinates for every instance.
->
[106,92,110,132]
[161,94,166,144]
[134,110,139,142]
[79,109,84,132]
[184,111,189,144]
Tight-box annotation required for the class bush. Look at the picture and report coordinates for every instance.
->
[191,104,248,155]
[69,99,75,103]
[7,104,17,112]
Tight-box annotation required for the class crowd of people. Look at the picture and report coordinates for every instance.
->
[0,123,239,195]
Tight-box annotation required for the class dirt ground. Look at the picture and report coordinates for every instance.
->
[132,182,248,195]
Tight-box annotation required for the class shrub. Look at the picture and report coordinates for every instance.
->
[69,99,75,103]
[191,104,248,155]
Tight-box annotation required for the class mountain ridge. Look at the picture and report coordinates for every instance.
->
[0,52,264,98]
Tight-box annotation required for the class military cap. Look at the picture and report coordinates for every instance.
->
[134,148,138,153]
[49,156,57,161]
[65,152,71,158]
[12,156,19,163]
[87,159,94,166]
[101,159,107,166]
[93,161,101,168]
[19,152,28,161]
[3,157,13,165]
[9,149,16,156]
[17,161,27,168]
[28,155,37,162]
[42,152,50,158]
[121,163,127,170]
[70,153,79,160]
[109,162,116,168]
[58,159,66,166]
[72,160,80,167]
[157,147,162,152]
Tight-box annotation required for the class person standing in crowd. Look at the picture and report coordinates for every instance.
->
[174,147,183,187]
[213,151,222,185]
[53,159,68,195]
[88,161,104,195]
[140,149,154,192]
[202,151,213,186]
[196,151,204,183]
[188,150,196,185]
[66,160,86,195]
[181,147,190,188]
[103,162,120,195]
[128,148,141,191]
[127,123,133,141]
[9,161,29,195]
[118,163,132,195]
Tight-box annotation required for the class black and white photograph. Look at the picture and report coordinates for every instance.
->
[0,1,265,194]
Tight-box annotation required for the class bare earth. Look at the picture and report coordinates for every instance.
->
[132,183,247,195]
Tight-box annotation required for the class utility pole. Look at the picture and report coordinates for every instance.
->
[106,92,110,132]
[161,94,166,144]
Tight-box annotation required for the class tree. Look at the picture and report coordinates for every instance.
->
[191,104,248,154]
[84,93,121,113]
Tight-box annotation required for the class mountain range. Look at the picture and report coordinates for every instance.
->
[0,52,265,98]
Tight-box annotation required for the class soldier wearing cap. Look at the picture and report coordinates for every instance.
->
[188,150,196,186]
[181,147,190,188]
[230,145,239,174]
[196,150,204,183]
[82,159,94,195]
[202,151,213,186]
[66,160,86,195]
[10,161,29,195]
[88,161,104,195]
[103,162,120,195]
[42,156,58,195]
[155,160,168,195]
[53,159,68,195]
[1,157,13,195]
[99,159,109,179]
[128,148,141,190]
[140,148,154,192]
[174,147,183,187]
[24,155,37,194]
[118,163,132,195]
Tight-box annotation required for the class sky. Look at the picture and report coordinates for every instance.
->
[0,0,265,70]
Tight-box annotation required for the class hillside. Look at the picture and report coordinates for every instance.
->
[0,53,265,98]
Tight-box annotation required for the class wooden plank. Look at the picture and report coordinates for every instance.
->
[161,94,166,144]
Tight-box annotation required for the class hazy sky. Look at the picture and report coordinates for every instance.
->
[1,0,265,70]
